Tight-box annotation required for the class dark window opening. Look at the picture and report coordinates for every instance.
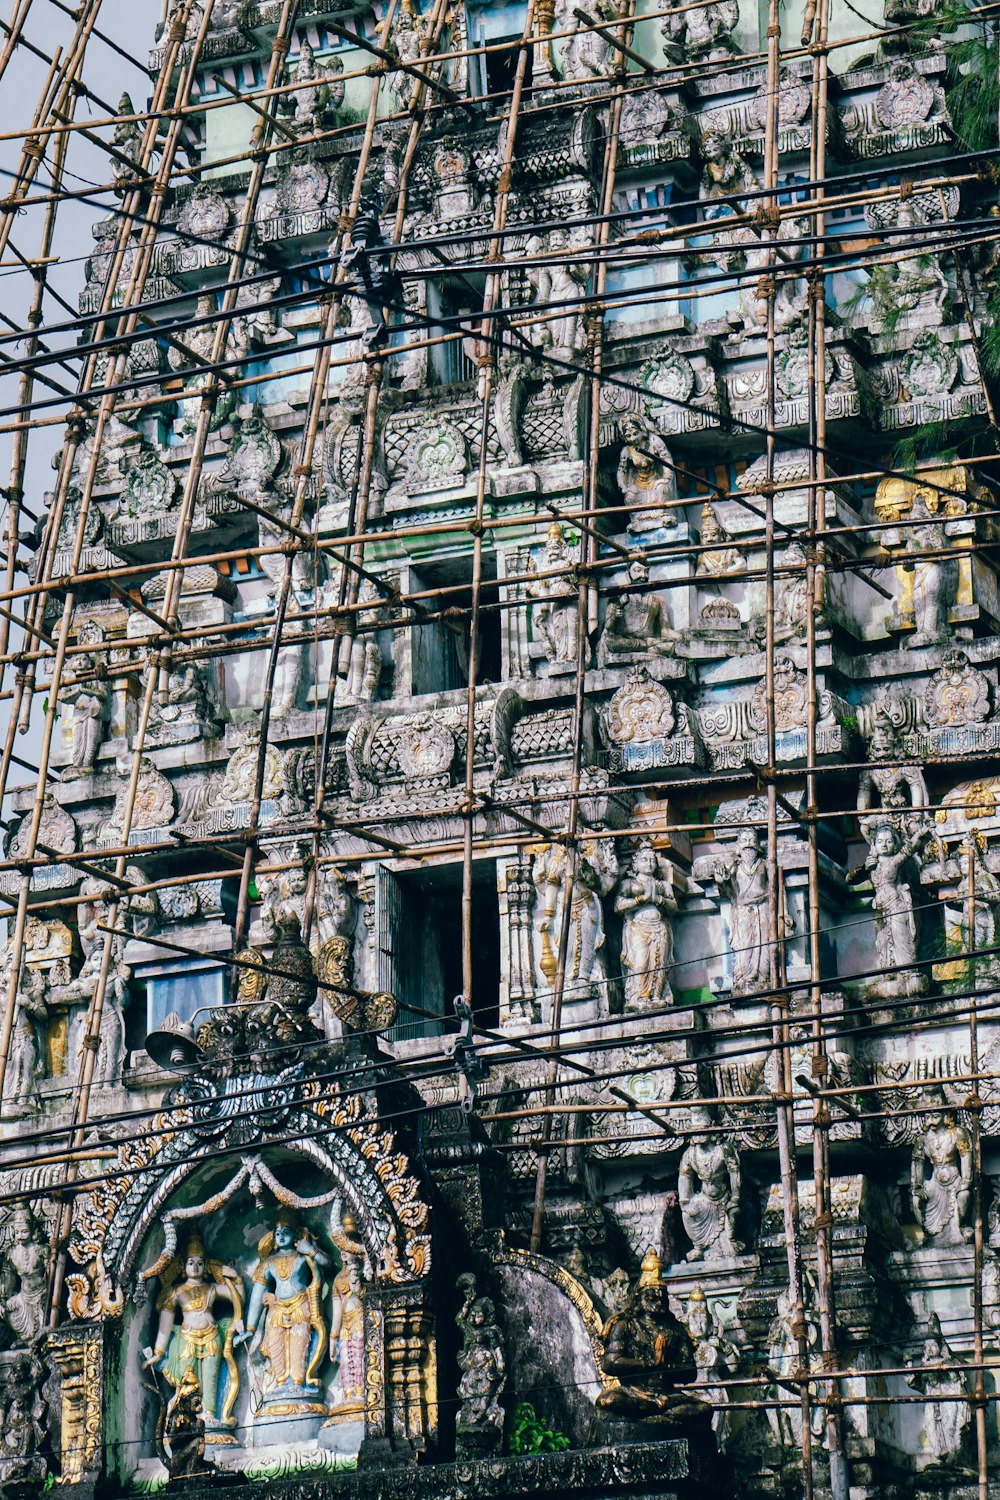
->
[411,557,501,694]
[377,860,500,1040]
[427,278,485,386]
[485,36,532,99]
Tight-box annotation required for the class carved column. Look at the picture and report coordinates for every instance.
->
[358,1288,435,1466]
[46,1325,104,1494]
[499,853,538,1023]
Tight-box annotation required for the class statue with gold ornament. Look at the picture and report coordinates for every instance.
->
[235,1211,330,1422]
[595,1250,706,1433]
[141,1229,244,1441]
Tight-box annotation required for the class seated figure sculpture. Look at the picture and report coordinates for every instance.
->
[595,1250,706,1433]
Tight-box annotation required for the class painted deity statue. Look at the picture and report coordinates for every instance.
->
[677,1105,744,1262]
[615,842,678,1009]
[598,557,676,667]
[911,1095,973,1248]
[528,523,579,669]
[595,1250,699,1423]
[143,1231,244,1435]
[236,1214,329,1415]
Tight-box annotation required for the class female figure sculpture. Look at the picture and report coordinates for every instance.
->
[528,523,579,669]
[906,1314,970,1468]
[327,1256,365,1418]
[677,1105,743,1262]
[615,842,677,1009]
[698,828,774,996]
[143,1231,243,1434]
[0,1209,50,1346]
[61,627,110,777]
[864,821,928,999]
[617,415,677,532]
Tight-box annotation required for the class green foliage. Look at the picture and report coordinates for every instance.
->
[508,1401,570,1455]
[891,421,961,473]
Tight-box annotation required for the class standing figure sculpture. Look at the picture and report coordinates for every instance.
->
[1,952,47,1114]
[906,1314,970,1468]
[905,489,958,650]
[528,524,579,670]
[662,0,739,61]
[326,1212,367,1421]
[455,1273,506,1455]
[143,1231,244,1436]
[911,1094,973,1248]
[677,1105,744,1262]
[0,1209,50,1346]
[695,828,776,996]
[617,415,678,533]
[61,626,110,776]
[532,837,617,1008]
[685,1287,739,1449]
[863,822,928,1000]
[236,1213,329,1417]
[615,842,678,1009]
[339,578,386,704]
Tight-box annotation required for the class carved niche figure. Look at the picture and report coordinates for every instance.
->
[0,1352,47,1488]
[454,1272,506,1454]
[61,624,111,777]
[338,577,387,705]
[957,834,1000,982]
[862,821,928,1000]
[162,1369,215,1481]
[911,1093,973,1248]
[699,131,757,220]
[528,523,579,670]
[595,1250,701,1425]
[774,539,810,640]
[142,1230,244,1436]
[867,196,950,326]
[617,414,678,532]
[697,502,742,576]
[0,950,47,1114]
[558,0,617,80]
[695,828,776,996]
[111,93,144,195]
[234,1211,329,1416]
[906,1314,971,1468]
[525,232,589,361]
[532,836,618,1007]
[279,40,344,136]
[901,488,958,649]
[326,1212,367,1420]
[615,841,677,1009]
[857,713,943,871]
[145,663,213,748]
[685,1287,739,1449]
[597,557,676,667]
[0,1208,50,1347]
[662,0,739,61]
[677,1104,744,1262]
[766,1279,824,1447]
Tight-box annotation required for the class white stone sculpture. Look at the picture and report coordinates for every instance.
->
[617,414,678,532]
[614,841,677,1009]
[911,1094,973,1248]
[677,1105,744,1261]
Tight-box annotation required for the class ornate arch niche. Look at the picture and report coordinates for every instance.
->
[56,1075,434,1486]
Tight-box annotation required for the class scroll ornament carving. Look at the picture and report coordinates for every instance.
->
[604,666,678,744]
[925,648,992,729]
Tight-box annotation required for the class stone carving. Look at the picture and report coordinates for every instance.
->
[0,946,48,1115]
[685,1287,739,1449]
[234,1211,329,1419]
[866,195,950,326]
[406,419,467,494]
[0,1208,50,1347]
[699,131,757,220]
[338,578,387,704]
[861,821,929,1000]
[60,623,111,777]
[615,841,677,1010]
[597,558,676,666]
[326,1212,367,1420]
[748,653,810,735]
[957,834,1000,982]
[876,62,948,131]
[454,1272,506,1455]
[558,0,616,80]
[774,541,810,641]
[145,663,214,748]
[617,414,677,532]
[766,1279,824,1446]
[902,488,958,648]
[141,1229,244,1437]
[168,296,238,434]
[111,93,144,195]
[118,446,177,519]
[210,407,282,503]
[911,1092,973,1247]
[604,666,677,744]
[900,331,959,399]
[697,503,742,576]
[279,40,344,136]
[693,828,777,996]
[857,713,942,868]
[925,648,992,728]
[677,1105,743,1262]
[594,1249,700,1425]
[177,183,231,240]
[662,0,738,61]
[5,794,78,892]
[906,1314,971,1468]
[528,523,579,670]
[532,836,618,1008]
[0,1350,47,1489]
[104,757,175,844]
[525,231,589,360]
